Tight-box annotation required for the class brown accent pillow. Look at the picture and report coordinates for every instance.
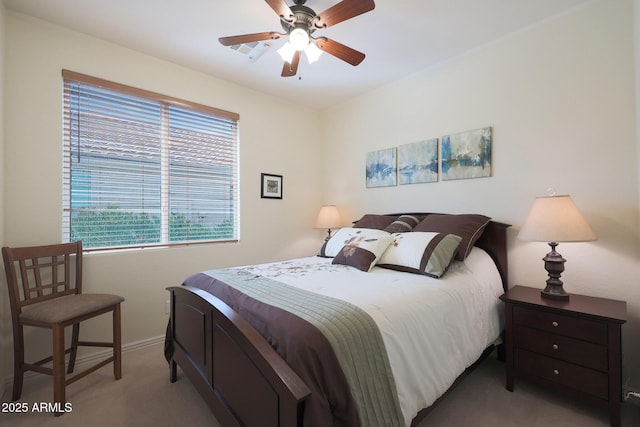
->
[384,215,421,233]
[333,246,379,272]
[353,214,398,230]
[413,214,491,261]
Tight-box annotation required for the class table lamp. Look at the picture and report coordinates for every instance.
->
[518,195,596,300]
[314,205,342,241]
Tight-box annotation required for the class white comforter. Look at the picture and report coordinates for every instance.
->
[240,248,504,426]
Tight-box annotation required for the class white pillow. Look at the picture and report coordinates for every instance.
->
[378,232,462,278]
[330,228,394,272]
[318,227,390,258]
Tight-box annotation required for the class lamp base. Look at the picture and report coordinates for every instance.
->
[540,242,569,301]
[541,285,570,300]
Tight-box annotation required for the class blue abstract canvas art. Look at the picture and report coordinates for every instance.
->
[398,139,438,185]
[366,147,397,188]
[441,127,492,180]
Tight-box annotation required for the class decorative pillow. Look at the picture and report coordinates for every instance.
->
[377,232,463,278]
[353,214,398,230]
[384,215,421,233]
[317,227,388,258]
[331,230,394,272]
[413,214,491,261]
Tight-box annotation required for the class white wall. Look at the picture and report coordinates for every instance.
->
[1,12,324,378]
[321,0,640,384]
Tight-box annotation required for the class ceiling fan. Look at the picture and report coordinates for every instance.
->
[219,0,375,77]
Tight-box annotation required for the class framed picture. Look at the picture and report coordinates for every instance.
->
[366,147,397,188]
[398,139,439,185]
[441,126,492,181]
[261,173,283,199]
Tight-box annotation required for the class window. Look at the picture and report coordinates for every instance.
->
[62,70,239,250]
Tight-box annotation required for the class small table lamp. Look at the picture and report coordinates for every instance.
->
[314,205,342,241]
[518,195,596,300]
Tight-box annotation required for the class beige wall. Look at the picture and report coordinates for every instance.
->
[0,1,8,393]
[1,12,324,382]
[320,0,640,385]
[3,0,640,396]
[635,0,640,232]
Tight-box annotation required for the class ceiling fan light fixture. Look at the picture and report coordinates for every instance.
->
[304,42,323,64]
[219,0,375,77]
[277,42,296,63]
[289,27,310,51]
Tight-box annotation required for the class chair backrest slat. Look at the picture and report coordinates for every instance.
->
[18,259,32,300]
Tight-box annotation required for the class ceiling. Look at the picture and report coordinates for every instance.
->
[3,0,590,110]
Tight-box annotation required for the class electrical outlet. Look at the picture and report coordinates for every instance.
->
[622,377,639,405]
[623,386,640,405]
[165,300,170,314]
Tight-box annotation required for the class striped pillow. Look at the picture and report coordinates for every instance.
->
[384,215,421,233]
[377,232,462,278]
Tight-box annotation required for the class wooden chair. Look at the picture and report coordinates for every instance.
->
[2,241,124,416]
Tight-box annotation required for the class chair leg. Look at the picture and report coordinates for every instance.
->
[170,360,177,383]
[11,325,25,401]
[67,323,80,374]
[113,304,122,380]
[52,324,66,416]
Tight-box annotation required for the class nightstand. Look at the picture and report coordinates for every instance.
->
[500,286,627,427]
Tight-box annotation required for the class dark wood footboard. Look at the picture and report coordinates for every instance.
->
[167,285,311,427]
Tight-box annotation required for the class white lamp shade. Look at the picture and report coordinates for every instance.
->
[518,195,596,242]
[304,42,323,64]
[277,42,295,63]
[314,205,342,229]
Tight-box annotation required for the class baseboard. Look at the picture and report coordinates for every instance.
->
[1,335,165,395]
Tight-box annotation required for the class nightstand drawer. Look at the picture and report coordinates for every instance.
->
[513,306,607,344]
[514,326,607,371]
[514,348,608,400]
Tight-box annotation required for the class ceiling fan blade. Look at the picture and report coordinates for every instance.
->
[314,0,375,29]
[315,38,365,66]
[218,32,281,46]
[281,51,301,77]
[265,0,294,22]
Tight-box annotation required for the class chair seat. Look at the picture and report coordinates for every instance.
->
[20,294,124,324]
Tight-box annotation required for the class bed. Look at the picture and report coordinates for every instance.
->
[165,213,510,427]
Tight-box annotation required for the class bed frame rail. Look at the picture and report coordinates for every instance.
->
[167,285,310,427]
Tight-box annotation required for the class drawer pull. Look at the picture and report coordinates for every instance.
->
[552,321,559,327]
[552,344,559,350]
[553,369,560,375]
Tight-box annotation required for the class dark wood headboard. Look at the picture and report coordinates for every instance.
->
[384,213,511,291]
[474,220,511,291]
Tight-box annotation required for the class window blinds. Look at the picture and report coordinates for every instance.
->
[62,70,239,250]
